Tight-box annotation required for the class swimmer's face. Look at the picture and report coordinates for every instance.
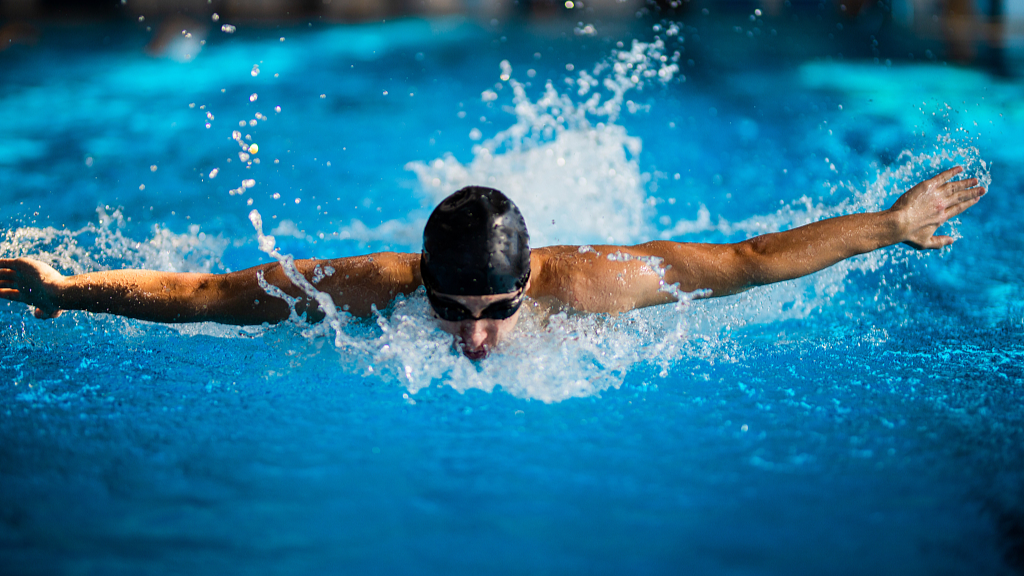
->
[429,287,527,360]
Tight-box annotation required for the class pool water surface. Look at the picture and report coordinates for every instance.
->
[1,13,1023,575]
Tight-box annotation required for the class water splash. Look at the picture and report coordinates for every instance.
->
[0,35,993,404]
[343,38,681,248]
[0,208,227,276]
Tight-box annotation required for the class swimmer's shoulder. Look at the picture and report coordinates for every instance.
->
[528,246,593,304]
[308,252,421,291]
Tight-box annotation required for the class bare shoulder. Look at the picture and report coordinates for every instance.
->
[303,252,420,291]
[527,245,670,313]
[528,241,744,313]
[528,246,590,294]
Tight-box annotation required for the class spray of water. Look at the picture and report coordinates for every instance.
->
[0,35,991,403]
[339,38,682,248]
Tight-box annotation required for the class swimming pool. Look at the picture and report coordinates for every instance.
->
[1,12,1022,574]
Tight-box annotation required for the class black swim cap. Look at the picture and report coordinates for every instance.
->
[421,186,530,296]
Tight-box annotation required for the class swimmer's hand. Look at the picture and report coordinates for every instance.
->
[888,166,986,250]
[0,258,65,319]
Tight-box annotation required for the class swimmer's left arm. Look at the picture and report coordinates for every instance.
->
[531,166,986,313]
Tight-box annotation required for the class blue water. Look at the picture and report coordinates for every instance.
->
[2,15,1023,575]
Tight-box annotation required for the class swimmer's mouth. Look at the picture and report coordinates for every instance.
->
[461,347,488,360]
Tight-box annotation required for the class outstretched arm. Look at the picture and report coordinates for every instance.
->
[529,166,986,313]
[0,253,421,324]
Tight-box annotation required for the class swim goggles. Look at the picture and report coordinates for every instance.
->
[426,287,526,322]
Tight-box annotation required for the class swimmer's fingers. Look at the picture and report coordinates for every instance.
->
[926,235,955,250]
[0,287,26,303]
[904,233,955,251]
[0,266,29,299]
[0,269,29,301]
[33,306,63,320]
[944,185,986,219]
[0,267,18,283]
[0,287,63,319]
[941,177,980,196]
[0,259,64,312]
[927,166,964,186]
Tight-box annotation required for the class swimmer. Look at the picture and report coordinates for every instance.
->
[0,166,985,359]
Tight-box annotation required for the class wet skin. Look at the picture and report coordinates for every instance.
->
[0,167,987,361]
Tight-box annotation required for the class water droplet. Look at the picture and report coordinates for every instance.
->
[150,165,158,172]
[211,13,219,22]
[249,93,258,102]
[248,144,258,154]
[220,24,235,33]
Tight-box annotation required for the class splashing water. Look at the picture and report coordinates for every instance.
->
[0,34,991,404]
[341,38,683,248]
[0,208,228,276]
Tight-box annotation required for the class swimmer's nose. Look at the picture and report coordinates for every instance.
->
[460,321,489,358]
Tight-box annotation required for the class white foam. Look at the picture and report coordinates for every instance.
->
[0,208,228,275]
[1,38,992,404]
[343,39,683,248]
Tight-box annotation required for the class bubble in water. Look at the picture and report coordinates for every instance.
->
[221,24,235,34]
[249,93,258,102]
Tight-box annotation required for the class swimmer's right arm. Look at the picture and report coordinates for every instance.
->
[0,253,422,324]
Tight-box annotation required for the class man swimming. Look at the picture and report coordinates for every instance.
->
[0,166,985,359]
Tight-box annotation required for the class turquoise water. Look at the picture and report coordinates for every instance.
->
[1,15,1023,574]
